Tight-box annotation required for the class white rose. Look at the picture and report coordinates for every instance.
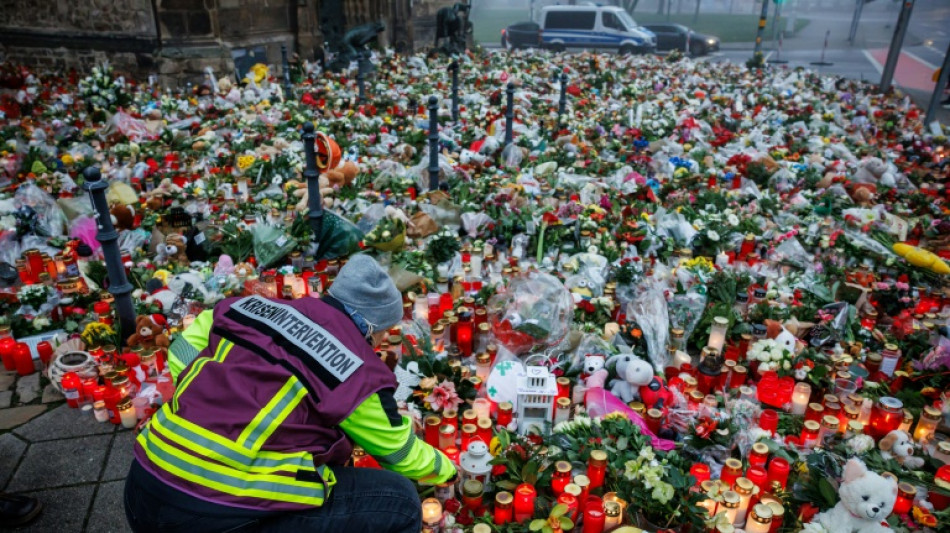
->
[771,349,784,362]
[727,214,739,226]
[759,362,774,372]
[782,361,791,370]
[708,230,720,242]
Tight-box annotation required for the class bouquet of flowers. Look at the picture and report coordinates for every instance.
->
[363,216,407,252]
[77,64,131,112]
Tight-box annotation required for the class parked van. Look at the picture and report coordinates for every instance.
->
[537,5,655,54]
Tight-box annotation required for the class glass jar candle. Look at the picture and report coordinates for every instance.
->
[765,500,784,533]
[497,402,513,427]
[513,483,537,523]
[421,497,443,532]
[893,482,915,515]
[745,503,773,533]
[460,424,477,452]
[552,461,572,495]
[554,397,571,424]
[494,491,513,525]
[820,415,839,444]
[462,409,477,427]
[603,501,622,531]
[915,406,942,443]
[561,484,581,521]
[698,480,719,517]
[707,316,729,354]
[720,490,741,525]
[733,477,755,525]
[573,475,590,511]
[670,327,686,351]
[805,402,825,423]
[721,458,743,487]
[462,479,484,511]
[475,353,491,383]
[880,343,901,377]
[118,397,137,429]
[746,466,768,493]
[690,463,711,484]
[602,492,627,517]
[749,442,769,469]
[473,398,491,421]
[588,450,608,490]
[93,400,109,423]
[476,417,492,445]
[759,409,779,435]
[869,397,904,440]
[442,409,458,431]
[729,365,748,389]
[425,415,442,447]
[790,382,811,415]
[438,424,456,450]
[767,457,789,489]
[582,506,606,533]
[801,420,821,448]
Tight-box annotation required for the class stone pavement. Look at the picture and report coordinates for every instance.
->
[0,400,134,533]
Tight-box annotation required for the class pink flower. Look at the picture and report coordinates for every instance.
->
[895,282,909,290]
[425,381,462,413]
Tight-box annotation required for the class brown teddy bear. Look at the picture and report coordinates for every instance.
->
[158,234,189,266]
[110,204,136,231]
[127,314,171,349]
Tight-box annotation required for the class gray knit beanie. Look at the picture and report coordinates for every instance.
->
[328,254,403,332]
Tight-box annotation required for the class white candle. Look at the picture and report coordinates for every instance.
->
[414,298,429,323]
[707,316,728,354]
[470,255,483,277]
[473,398,491,421]
[716,251,730,268]
[672,350,691,369]
[635,104,643,126]
[421,497,443,532]
[790,382,811,415]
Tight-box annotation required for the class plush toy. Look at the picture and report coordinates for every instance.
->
[157,234,189,266]
[609,355,651,403]
[127,314,171,349]
[146,271,217,310]
[878,430,925,469]
[144,178,183,210]
[109,204,136,230]
[581,353,606,380]
[802,458,897,533]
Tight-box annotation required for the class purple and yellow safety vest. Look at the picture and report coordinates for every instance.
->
[134,295,396,511]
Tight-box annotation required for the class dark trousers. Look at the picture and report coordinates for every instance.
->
[124,459,421,533]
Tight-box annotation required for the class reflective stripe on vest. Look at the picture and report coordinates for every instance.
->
[141,339,336,506]
[173,339,233,412]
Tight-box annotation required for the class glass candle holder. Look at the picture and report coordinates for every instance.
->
[759,409,779,435]
[720,490,741,525]
[421,497,443,532]
[790,382,811,415]
[915,406,942,443]
[588,450,608,490]
[733,477,755,525]
[552,461,572,495]
[805,402,825,423]
[767,457,790,489]
[745,503,773,533]
[690,463,711,484]
[603,501,622,531]
[494,491,513,525]
[438,424,456,450]
[721,459,743,486]
[497,402,513,427]
[707,316,729,354]
[749,442,769,469]
[698,480,719,517]
[869,397,904,440]
[425,415,442,447]
[513,483,536,523]
[801,420,821,448]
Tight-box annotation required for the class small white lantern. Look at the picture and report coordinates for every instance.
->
[459,440,493,487]
[516,365,558,435]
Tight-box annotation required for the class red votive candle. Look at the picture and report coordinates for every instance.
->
[0,337,17,371]
[494,492,513,525]
[513,483,537,523]
[424,415,442,447]
[749,442,769,469]
[13,343,34,376]
[497,401,513,427]
[759,409,779,435]
[767,457,790,489]
[582,507,606,533]
[690,463,711,484]
[587,450,608,489]
[746,465,769,493]
[36,341,53,367]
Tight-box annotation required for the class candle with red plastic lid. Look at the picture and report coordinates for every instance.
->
[690,463,711,484]
[767,457,790,489]
[513,483,536,523]
[13,343,34,376]
[759,409,779,435]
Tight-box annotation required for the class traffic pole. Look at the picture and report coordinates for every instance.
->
[505,81,515,146]
[558,72,567,130]
[848,0,866,45]
[925,39,950,125]
[82,167,136,345]
[768,31,788,64]
[753,0,770,57]
[810,30,834,66]
[880,0,916,93]
[428,96,440,191]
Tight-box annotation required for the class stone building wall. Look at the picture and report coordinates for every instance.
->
[0,0,465,85]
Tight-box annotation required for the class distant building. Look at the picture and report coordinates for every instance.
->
[0,0,458,85]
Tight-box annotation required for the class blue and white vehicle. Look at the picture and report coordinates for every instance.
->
[537,5,655,54]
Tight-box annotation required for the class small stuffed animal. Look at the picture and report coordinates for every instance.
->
[878,430,925,469]
[157,234,189,266]
[608,355,653,404]
[109,204,136,230]
[802,458,897,533]
[581,353,606,380]
[127,314,171,349]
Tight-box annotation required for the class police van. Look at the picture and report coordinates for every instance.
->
[538,5,656,54]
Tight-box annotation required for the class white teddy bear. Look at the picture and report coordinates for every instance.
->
[801,458,897,533]
[606,353,654,404]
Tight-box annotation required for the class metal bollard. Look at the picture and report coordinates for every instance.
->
[281,44,293,101]
[82,167,136,344]
[558,72,567,130]
[450,60,460,123]
[505,81,515,146]
[302,122,324,248]
[428,96,440,191]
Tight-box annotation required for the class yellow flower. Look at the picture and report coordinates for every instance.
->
[237,155,256,170]
[61,154,74,165]
[152,269,171,285]
[249,63,269,83]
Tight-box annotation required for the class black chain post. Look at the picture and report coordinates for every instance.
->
[451,60,460,123]
[428,96,440,191]
[505,81,514,146]
[82,167,136,344]
[281,44,293,101]
[558,72,567,131]
[302,123,324,250]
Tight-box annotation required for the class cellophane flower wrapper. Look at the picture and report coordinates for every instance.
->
[312,211,364,261]
[251,224,297,269]
[668,286,707,343]
[627,280,670,371]
[562,252,609,297]
[653,206,697,246]
[772,237,812,270]
[15,182,67,237]
[568,333,614,373]
[487,270,573,356]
